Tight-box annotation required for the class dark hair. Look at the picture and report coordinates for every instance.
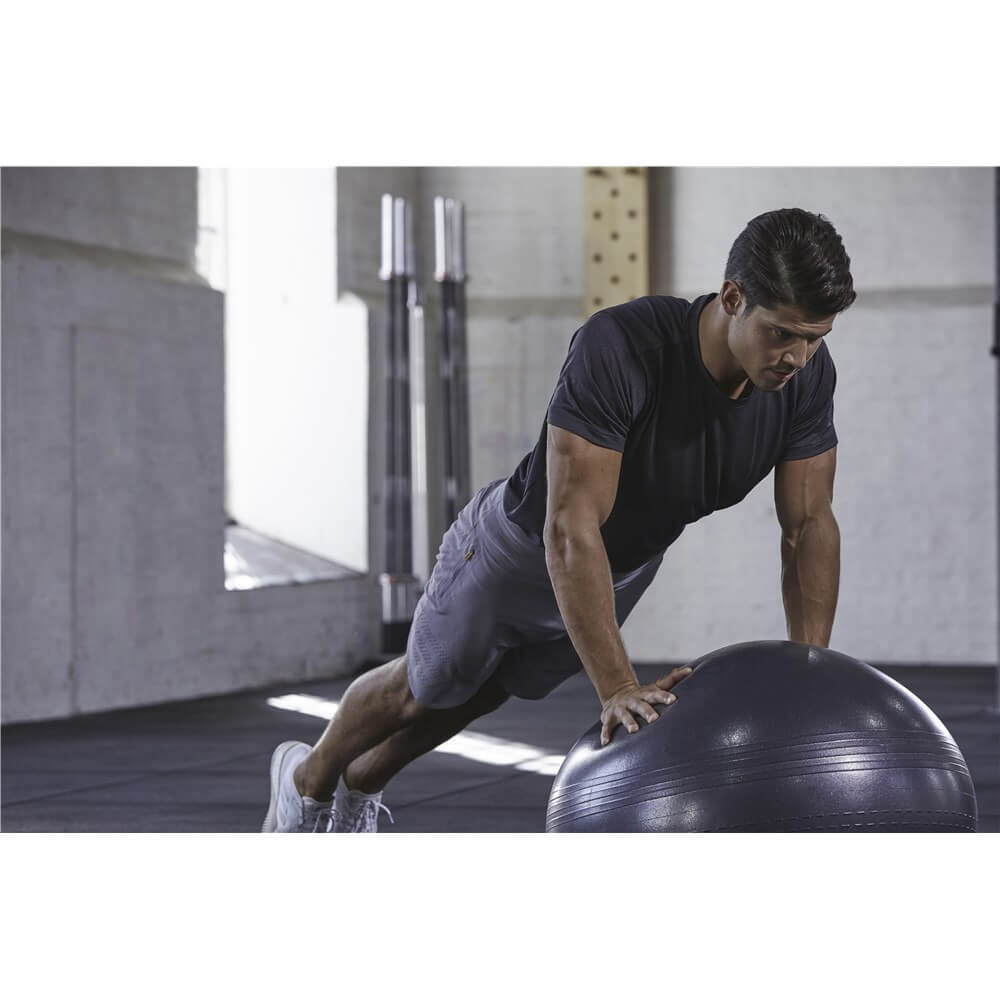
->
[725,208,856,317]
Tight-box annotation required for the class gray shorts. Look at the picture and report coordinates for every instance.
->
[406,478,662,709]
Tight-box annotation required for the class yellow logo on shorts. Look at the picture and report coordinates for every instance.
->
[464,549,475,561]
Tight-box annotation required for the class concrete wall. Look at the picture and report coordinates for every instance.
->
[408,166,995,667]
[2,168,373,724]
[1,167,198,262]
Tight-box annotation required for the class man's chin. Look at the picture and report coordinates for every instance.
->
[751,376,778,392]
[756,369,792,391]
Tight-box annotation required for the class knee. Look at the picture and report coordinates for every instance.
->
[392,657,431,724]
[403,663,509,718]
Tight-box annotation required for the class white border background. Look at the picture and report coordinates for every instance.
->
[2,1,997,996]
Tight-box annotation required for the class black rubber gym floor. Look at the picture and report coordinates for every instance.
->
[2,662,997,833]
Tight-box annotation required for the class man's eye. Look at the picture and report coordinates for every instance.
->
[773,328,788,339]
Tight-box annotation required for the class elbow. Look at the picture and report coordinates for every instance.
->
[782,507,839,550]
[544,515,603,564]
[543,519,573,563]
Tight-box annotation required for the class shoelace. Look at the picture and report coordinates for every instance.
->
[339,799,394,833]
[311,807,334,833]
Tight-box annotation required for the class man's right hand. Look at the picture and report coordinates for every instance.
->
[599,666,694,746]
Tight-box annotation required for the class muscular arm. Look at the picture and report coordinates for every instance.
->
[774,446,841,647]
[543,424,637,702]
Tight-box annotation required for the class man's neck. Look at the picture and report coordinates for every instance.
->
[699,296,750,399]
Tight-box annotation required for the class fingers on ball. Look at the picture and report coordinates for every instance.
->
[650,690,676,705]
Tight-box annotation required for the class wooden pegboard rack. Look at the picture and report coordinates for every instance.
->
[583,166,650,315]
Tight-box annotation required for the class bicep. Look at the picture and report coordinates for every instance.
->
[545,424,622,537]
[774,445,837,537]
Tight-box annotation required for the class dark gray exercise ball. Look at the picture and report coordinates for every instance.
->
[546,641,978,832]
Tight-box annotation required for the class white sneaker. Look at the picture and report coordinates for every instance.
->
[261,741,333,833]
[332,778,394,833]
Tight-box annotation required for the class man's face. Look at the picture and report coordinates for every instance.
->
[725,290,835,392]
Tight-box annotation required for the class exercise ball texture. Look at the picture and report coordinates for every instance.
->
[546,641,978,832]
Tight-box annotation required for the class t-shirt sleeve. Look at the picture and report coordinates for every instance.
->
[545,311,647,452]
[781,342,838,462]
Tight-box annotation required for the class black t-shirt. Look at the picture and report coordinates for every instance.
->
[502,293,838,572]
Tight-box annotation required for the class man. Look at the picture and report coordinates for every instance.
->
[262,206,856,833]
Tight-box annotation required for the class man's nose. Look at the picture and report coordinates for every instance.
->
[782,341,808,368]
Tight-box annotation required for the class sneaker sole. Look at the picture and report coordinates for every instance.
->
[261,740,305,833]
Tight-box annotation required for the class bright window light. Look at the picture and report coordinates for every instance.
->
[266,693,565,776]
[267,694,340,720]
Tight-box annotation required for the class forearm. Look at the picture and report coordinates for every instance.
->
[545,528,638,703]
[781,511,841,646]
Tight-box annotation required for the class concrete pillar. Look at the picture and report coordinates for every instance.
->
[2,168,373,723]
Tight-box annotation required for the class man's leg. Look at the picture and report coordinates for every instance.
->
[293,655,426,802]
[342,674,510,794]
[266,477,528,830]
[263,653,507,833]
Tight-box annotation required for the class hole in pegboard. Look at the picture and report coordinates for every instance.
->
[593,297,603,306]
[610,231,619,241]
[610,188,619,197]
[628,252,637,262]
[627,209,637,218]
[610,275,620,285]
[593,210,602,220]
[593,253,603,262]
